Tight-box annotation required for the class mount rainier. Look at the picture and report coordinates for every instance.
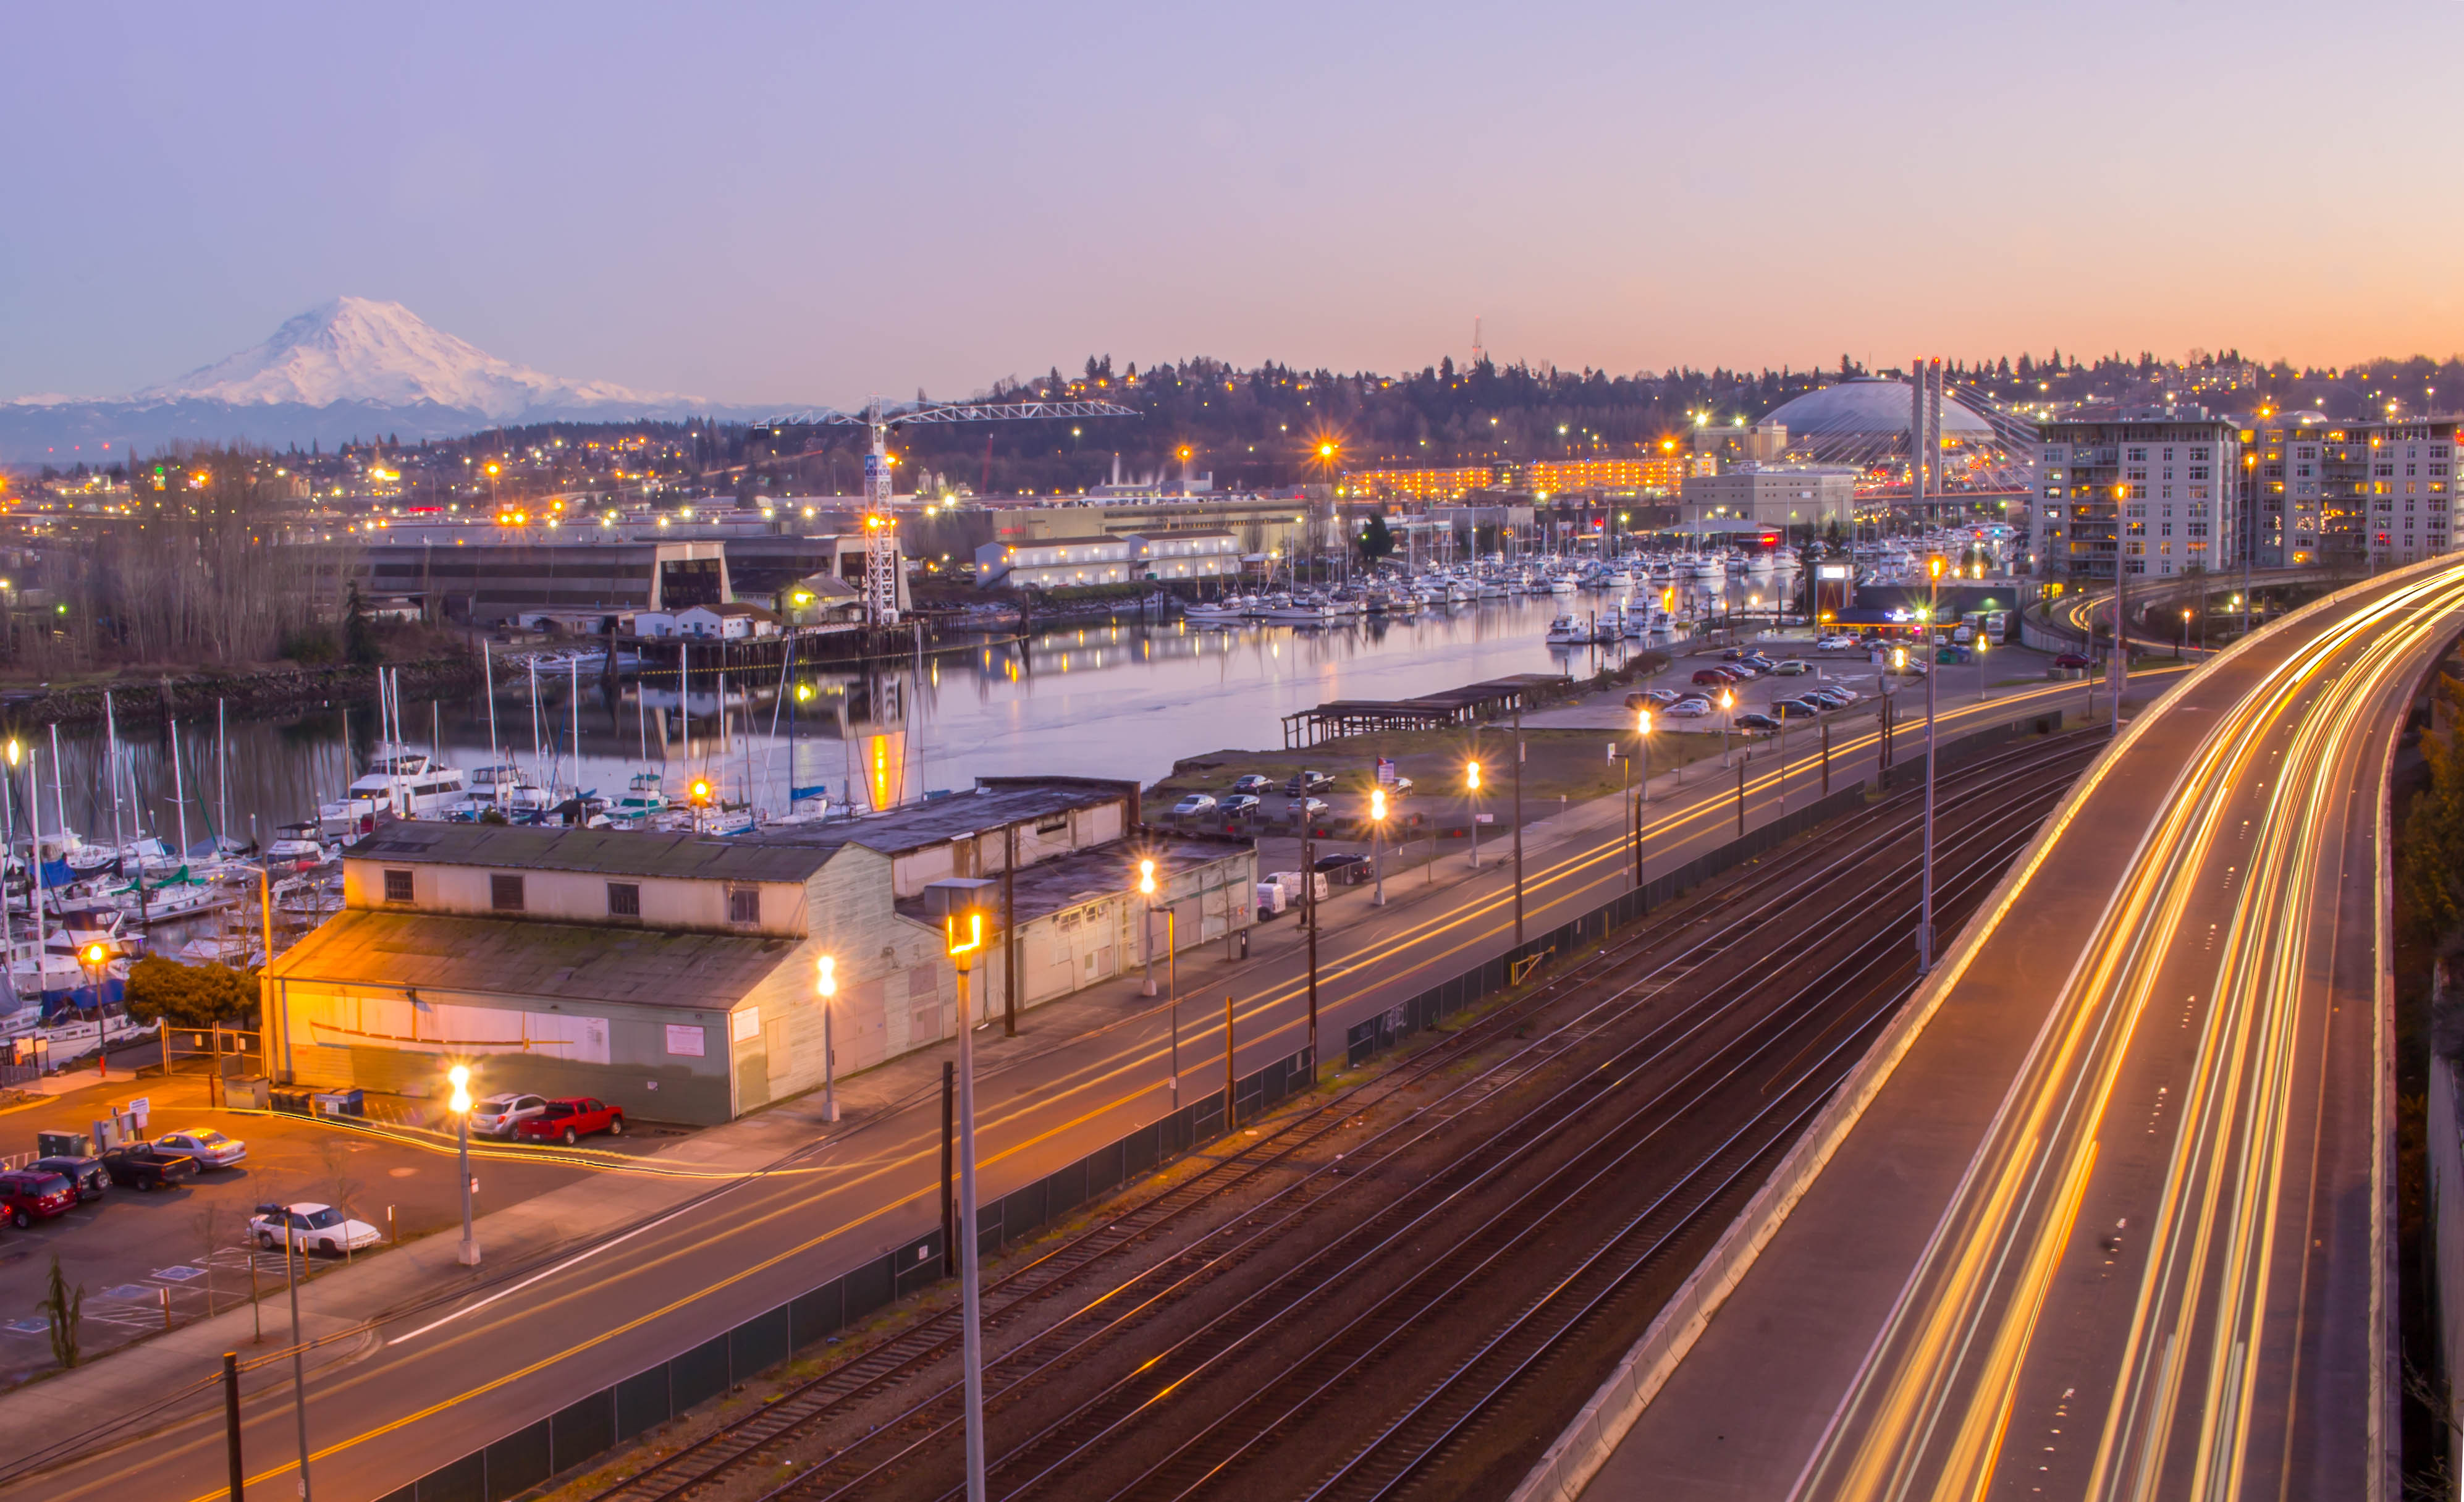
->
[3,298,754,458]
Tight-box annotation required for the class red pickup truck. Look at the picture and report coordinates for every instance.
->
[513,1097,625,1145]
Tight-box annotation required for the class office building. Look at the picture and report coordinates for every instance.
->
[2035,410,2242,581]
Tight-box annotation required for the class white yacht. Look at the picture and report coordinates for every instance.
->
[321,748,470,830]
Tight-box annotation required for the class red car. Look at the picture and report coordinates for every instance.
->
[513,1097,626,1145]
[2054,652,2093,669]
[0,1169,78,1228]
[1692,668,1738,687]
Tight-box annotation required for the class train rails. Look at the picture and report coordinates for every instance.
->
[569,730,2102,1502]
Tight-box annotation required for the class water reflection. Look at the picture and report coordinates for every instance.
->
[27,584,1770,835]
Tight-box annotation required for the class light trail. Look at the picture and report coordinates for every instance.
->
[1789,562,2464,1502]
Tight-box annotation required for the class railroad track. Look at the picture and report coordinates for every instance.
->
[965,786,2067,1502]
[573,731,2101,1502]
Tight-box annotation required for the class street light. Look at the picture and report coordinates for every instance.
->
[1466,759,1482,870]
[2180,607,2192,658]
[1369,786,1388,906]
[1137,858,1179,1099]
[1918,556,1944,972]
[816,955,838,1123]
[1632,708,1653,888]
[1719,688,1736,767]
[944,902,992,1502]
[447,1064,479,1266]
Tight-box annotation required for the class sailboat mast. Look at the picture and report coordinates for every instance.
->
[528,659,543,788]
[570,656,581,799]
[484,648,500,770]
[26,746,44,972]
[104,691,124,854]
[46,725,65,858]
[171,720,190,857]
[217,699,229,848]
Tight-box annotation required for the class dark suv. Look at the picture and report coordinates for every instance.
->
[0,1170,77,1228]
[1284,770,1333,796]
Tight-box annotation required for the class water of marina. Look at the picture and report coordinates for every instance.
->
[23,581,1778,840]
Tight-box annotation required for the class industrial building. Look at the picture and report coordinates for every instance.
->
[263,778,1255,1123]
[1678,464,1857,532]
[974,529,1244,589]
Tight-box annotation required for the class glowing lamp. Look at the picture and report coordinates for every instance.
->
[448,1063,472,1115]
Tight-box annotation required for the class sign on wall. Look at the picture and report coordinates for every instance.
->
[664,1024,706,1058]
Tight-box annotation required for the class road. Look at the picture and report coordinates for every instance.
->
[1577,560,2464,1502]
[4,659,2143,1502]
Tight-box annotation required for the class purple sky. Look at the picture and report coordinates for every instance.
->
[8,1,2462,408]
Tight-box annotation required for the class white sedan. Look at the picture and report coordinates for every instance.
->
[1663,699,1713,719]
[158,1128,246,1169]
[1816,635,1859,651]
[1170,793,1218,818]
[250,1202,382,1255]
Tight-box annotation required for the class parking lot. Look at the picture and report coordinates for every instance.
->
[0,1071,685,1383]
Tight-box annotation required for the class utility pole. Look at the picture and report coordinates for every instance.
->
[1918,556,1944,972]
[940,1062,955,1278]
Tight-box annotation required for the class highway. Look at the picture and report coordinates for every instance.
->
[1575,560,2464,1502]
[1,662,2134,1502]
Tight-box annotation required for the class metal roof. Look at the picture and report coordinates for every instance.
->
[345,824,835,882]
[267,909,793,1010]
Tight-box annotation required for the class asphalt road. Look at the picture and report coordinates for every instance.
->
[1582,560,2464,1501]
[6,662,2144,1502]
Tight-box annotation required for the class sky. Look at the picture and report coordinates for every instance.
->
[7,1,2464,408]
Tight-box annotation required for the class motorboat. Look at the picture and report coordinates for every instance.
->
[1545,614,1592,646]
[320,746,471,829]
[265,822,335,867]
[612,772,672,821]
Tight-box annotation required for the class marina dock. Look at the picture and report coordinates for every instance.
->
[1280,672,1574,748]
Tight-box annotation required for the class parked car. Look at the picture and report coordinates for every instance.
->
[1810,685,1858,707]
[250,1202,382,1255]
[1773,659,1812,676]
[1220,795,1261,819]
[28,1155,106,1202]
[1733,712,1783,735]
[1314,853,1372,885]
[1229,774,1275,796]
[1382,775,1416,799]
[2054,652,2093,669]
[1692,669,1735,687]
[1170,793,1218,819]
[1885,659,1930,677]
[0,1170,77,1228]
[156,1128,245,1170]
[1294,796,1330,821]
[470,1092,549,1139]
[1816,635,1858,651]
[1771,698,1825,720]
[1664,699,1713,719]
[513,1097,626,1145]
[1740,653,1778,669]
[1283,770,1333,796]
[99,1142,198,1192]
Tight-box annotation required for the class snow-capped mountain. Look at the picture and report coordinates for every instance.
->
[3,298,757,458]
[136,297,694,420]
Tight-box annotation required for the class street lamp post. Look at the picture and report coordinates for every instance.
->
[2179,607,2192,659]
[1369,786,1388,907]
[1633,709,1652,889]
[1719,689,1735,767]
[448,1064,479,1266]
[945,904,992,1502]
[1466,759,1482,870]
[1975,636,1989,703]
[817,955,838,1123]
[1138,860,1178,1100]
[1918,557,1943,973]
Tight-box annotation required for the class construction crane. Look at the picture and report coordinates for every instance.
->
[759,397,1139,625]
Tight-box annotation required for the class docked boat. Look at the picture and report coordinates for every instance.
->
[1545,614,1592,646]
[320,748,471,830]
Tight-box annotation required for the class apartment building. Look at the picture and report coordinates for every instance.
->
[2034,410,2242,581]
[2242,418,2457,568]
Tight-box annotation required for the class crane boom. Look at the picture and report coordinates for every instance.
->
[757,396,1140,625]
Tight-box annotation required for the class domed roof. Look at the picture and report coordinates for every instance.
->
[1761,378,1993,437]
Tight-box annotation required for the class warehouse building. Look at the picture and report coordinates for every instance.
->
[264,778,1253,1123]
